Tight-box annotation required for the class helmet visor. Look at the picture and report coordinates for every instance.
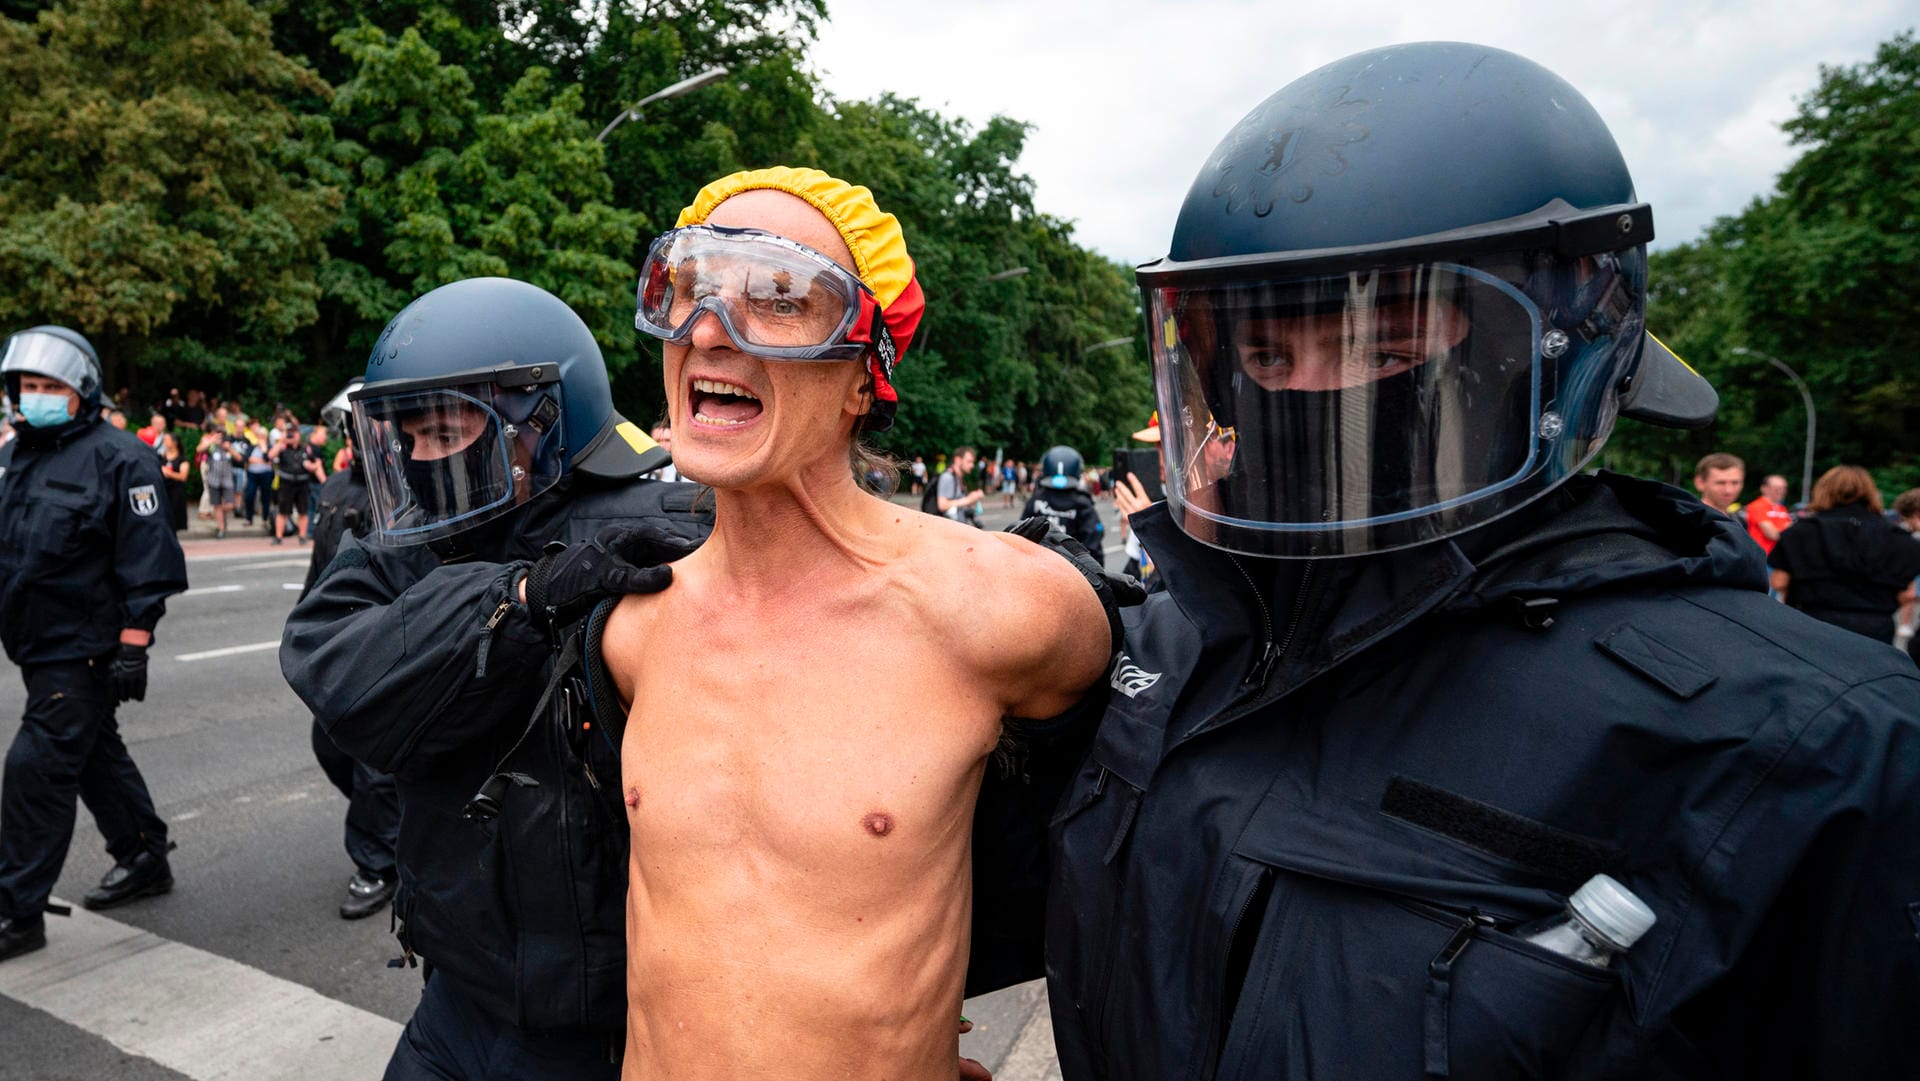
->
[351,376,567,545]
[1150,260,1576,557]
[635,226,876,361]
[2,331,97,399]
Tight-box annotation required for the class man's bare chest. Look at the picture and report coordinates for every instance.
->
[619,599,1000,869]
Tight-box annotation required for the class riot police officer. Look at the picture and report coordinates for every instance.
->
[1047,43,1920,1079]
[296,378,402,920]
[280,278,709,1078]
[0,326,187,962]
[1022,445,1105,561]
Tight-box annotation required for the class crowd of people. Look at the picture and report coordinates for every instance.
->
[908,451,1110,507]
[1691,452,1920,657]
[47,390,352,541]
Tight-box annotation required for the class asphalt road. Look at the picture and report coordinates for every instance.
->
[0,490,1119,1080]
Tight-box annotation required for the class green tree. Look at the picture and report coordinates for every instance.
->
[311,22,644,390]
[1621,30,1920,495]
[795,94,1151,461]
[0,0,339,389]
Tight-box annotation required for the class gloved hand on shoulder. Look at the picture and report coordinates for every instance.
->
[522,524,698,630]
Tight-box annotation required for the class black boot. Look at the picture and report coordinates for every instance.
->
[0,915,47,962]
[82,849,174,911]
[338,870,396,921]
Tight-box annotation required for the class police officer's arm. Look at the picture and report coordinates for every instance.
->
[281,535,548,777]
[112,449,189,645]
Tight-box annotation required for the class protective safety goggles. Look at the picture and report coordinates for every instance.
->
[634,226,881,361]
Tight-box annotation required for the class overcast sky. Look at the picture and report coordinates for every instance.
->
[806,0,1913,265]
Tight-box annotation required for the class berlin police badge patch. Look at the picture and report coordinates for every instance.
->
[128,484,159,517]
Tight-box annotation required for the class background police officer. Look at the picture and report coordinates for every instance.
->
[1046,43,1920,1079]
[1022,444,1104,560]
[0,326,188,962]
[297,377,402,921]
[280,278,709,1079]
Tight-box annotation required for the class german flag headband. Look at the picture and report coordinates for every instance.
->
[676,166,925,433]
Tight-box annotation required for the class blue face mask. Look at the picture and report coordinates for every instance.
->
[18,392,75,428]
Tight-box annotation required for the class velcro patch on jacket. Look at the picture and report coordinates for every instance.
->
[1595,623,1717,699]
[1381,776,1625,883]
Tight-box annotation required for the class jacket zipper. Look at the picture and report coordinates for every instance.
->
[1227,554,1281,688]
[1423,909,1495,1077]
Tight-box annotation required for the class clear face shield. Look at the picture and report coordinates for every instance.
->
[1149,254,1627,557]
[350,368,567,545]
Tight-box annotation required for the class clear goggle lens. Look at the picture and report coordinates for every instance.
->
[635,226,874,361]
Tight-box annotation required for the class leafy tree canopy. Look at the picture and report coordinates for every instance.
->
[0,0,338,388]
[1617,30,1920,499]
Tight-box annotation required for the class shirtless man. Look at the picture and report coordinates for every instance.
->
[600,167,1112,1080]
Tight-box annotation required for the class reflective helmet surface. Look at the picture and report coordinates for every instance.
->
[351,278,661,545]
[1141,41,1715,559]
[1039,445,1085,489]
[3,325,103,406]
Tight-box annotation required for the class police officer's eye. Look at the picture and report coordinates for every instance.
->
[1243,348,1289,370]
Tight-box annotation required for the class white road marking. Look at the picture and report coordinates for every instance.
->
[176,641,281,663]
[180,584,246,598]
[0,901,401,1081]
[283,583,305,591]
[227,558,316,571]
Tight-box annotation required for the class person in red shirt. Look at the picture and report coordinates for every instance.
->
[1745,473,1795,554]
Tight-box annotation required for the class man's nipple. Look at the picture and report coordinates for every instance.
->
[625,786,641,810]
[862,812,894,837]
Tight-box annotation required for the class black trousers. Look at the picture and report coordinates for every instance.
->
[382,972,618,1081]
[0,660,168,919]
[310,721,400,881]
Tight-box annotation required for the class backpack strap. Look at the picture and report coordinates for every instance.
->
[581,597,629,753]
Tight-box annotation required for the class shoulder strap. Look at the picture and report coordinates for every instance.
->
[581,598,629,750]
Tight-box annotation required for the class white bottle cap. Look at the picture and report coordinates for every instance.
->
[1569,874,1657,950]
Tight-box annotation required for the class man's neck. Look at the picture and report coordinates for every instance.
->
[702,460,894,595]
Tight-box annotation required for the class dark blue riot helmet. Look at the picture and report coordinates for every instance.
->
[1040,445,1086,489]
[350,278,667,545]
[1140,42,1717,558]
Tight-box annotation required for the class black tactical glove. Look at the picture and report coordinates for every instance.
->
[108,643,149,703]
[1005,516,1147,654]
[522,524,696,630]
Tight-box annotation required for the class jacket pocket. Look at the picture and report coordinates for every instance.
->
[1214,809,1622,1081]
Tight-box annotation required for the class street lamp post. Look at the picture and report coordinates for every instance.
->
[596,66,729,143]
[1730,345,1816,506]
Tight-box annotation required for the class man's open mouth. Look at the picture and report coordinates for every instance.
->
[690,378,764,427]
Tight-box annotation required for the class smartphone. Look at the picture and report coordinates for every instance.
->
[1112,448,1165,502]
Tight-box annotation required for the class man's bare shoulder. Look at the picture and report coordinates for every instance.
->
[902,518,1110,714]
[601,589,668,703]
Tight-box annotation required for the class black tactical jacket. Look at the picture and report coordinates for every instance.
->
[1023,487,1104,562]
[0,415,187,665]
[281,476,711,1034]
[300,463,370,600]
[1047,472,1920,1080]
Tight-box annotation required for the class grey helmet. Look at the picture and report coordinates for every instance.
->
[3,326,103,407]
